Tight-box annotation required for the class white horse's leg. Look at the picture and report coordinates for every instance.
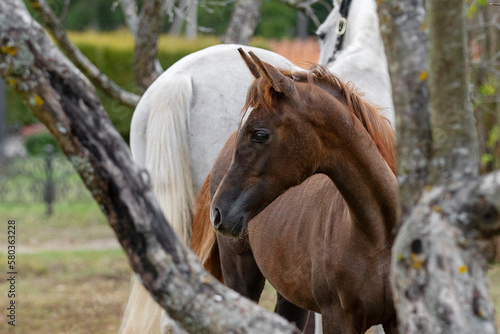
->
[314,313,323,334]
[366,325,385,334]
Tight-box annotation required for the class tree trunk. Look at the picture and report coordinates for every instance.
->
[222,0,261,45]
[379,0,500,332]
[119,0,139,37]
[185,0,197,39]
[297,11,308,41]
[169,0,187,36]
[0,1,300,332]
[378,0,432,219]
[134,0,165,91]
[427,0,479,183]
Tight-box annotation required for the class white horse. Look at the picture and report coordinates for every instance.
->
[317,0,394,126]
[120,0,393,333]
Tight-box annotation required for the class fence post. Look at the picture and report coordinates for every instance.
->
[44,144,54,216]
[297,11,308,40]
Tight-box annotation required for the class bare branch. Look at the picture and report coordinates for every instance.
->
[29,0,140,108]
[172,5,214,33]
[281,0,322,27]
[280,0,318,10]
[0,1,300,332]
[59,0,70,22]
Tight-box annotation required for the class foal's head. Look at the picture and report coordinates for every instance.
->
[210,51,339,237]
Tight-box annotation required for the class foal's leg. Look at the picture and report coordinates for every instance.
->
[381,315,398,334]
[274,293,310,332]
[217,235,266,302]
[320,306,357,334]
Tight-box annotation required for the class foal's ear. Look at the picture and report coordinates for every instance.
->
[248,51,295,96]
[238,48,260,79]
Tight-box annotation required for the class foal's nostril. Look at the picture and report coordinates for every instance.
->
[213,208,222,229]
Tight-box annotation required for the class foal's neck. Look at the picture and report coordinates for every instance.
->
[316,98,397,245]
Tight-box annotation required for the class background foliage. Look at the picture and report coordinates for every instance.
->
[6,31,269,141]
[8,0,329,141]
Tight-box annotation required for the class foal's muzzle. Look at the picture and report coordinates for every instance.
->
[210,206,247,237]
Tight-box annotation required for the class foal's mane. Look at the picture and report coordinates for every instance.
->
[242,65,396,174]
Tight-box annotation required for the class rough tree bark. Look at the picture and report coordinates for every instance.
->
[427,0,479,183]
[391,171,500,333]
[379,0,500,332]
[0,1,300,332]
[378,0,432,218]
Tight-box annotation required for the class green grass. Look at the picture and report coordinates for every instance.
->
[0,202,110,248]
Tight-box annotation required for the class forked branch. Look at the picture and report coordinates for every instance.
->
[29,0,140,108]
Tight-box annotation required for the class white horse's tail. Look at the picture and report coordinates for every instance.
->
[119,74,195,334]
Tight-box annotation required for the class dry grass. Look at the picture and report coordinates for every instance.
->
[1,201,500,332]
[489,264,500,329]
[0,249,131,334]
[0,202,280,333]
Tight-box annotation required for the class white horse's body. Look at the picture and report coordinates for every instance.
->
[121,1,393,333]
[131,45,300,193]
[317,0,394,126]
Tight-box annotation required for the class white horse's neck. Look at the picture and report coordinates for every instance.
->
[341,0,385,59]
[322,0,395,127]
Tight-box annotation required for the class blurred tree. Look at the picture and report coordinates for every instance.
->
[222,0,262,44]
[468,1,500,173]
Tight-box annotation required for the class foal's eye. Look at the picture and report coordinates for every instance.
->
[251,130,270,143]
